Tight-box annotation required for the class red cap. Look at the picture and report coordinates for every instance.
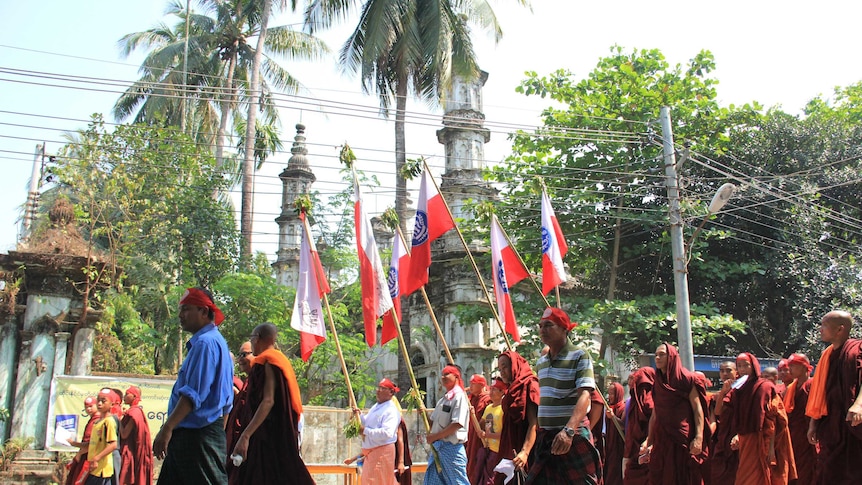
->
[778,359,789,370]
[786,353,812,372]
[378,378,400,393]
[84,396,96,406]
[491,379,508,392]
[470,374,487,386]
[540,307,576,331]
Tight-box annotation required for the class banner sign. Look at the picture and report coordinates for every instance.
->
[47,375,175,451]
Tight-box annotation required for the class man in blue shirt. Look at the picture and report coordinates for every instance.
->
[153,287,234,485]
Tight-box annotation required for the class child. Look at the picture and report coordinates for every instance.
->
[478,379,506,485]
[85,389,120,485]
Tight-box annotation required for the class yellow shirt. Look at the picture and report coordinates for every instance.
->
[482,403,503,453]
[88,415,117,478]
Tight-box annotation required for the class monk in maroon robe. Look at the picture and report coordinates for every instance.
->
[395,417,412,485]
[227,323,313,485]
[604,382,626,485]
[784,353,815,485]
[66,396,98,485]
[729,353,795,485]
[710,361,739,484]
[494,350,539,485]
[646,343,709,485]
[467,374,492,485]
[806,310,862,485]
[119,386,153,485]
[623,367,654,485]
[589,387,606,469]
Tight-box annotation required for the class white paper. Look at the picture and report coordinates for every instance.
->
[493,459,515,484]
[731,374,749,390]
[53,425,73,447]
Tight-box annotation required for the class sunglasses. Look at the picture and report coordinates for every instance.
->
[237,351,253,358]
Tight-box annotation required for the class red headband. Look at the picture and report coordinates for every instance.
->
[778,359,789,370]
[179,288,225,325]
[786,353,812,372]
[442,365,462,383]
[491,379,508,391]
[99,388,122,404]
[379,378,400,393]
[84,396,96,406]
[541,307,577,331]
[470,374,487,386]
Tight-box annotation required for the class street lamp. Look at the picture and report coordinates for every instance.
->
[686,183,736,254]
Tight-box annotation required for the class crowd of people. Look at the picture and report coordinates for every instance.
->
[66,286,862,485]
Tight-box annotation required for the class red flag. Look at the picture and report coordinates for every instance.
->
[290,213,329,361]
[541,190,568,295]
[355,183,394,347]
[381,234,410,344]
[404,170,455,295]
[491,215,530,342]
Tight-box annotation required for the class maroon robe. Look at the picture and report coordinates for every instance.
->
[787,379,814,485]
[590,388,606,463]
[814,338,862,484]
[66,415,97,485]
[623,367,654,485]
[494,350,540,485]
[604,382,626,485]
[710,391,738,484]
[467,391,491,485]
[226,361,314,485]
[649,343,710,485]
[119,405,153,485]
[396,419,413,485]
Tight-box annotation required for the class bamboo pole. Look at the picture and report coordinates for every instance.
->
[300,212,357,410]
[421,159,512,351]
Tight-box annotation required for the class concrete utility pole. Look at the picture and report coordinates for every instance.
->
[22,143,45,241]
[659,107,695,371]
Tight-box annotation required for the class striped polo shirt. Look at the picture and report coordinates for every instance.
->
[536,340,596,429]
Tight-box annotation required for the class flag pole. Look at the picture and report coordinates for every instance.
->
[495,215,552,308]
[394,226,455,365]
[300,212,357,411]
[420,159,513,351]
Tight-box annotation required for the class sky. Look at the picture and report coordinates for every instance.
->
[2,0,862,262]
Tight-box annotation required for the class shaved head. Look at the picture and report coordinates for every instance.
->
[255,322,278,344]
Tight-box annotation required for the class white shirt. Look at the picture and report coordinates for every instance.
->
[360,399,400,449]
[429,385,469,444]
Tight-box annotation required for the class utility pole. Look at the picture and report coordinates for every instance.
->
[660,107,695,371]
[22,143,45,241]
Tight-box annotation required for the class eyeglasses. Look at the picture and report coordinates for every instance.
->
[237,351,253,358]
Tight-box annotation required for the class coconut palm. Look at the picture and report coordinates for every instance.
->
[305,0,524,395]
[115,0,328,256]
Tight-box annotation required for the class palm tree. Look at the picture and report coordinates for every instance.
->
[115,0,328,256]
[305,0,522,393]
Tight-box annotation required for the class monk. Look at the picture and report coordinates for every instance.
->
[784,353,815,485]
[589,388,606,464]
[710,361,739,484]
[495,350,539,484]
[623,367,654,485]
[66,396,98,485]
[394,398,413,485]
[227,322,312,485]
[729,352,795,485]
[467,374,491,485]
[777,360,793,397]
[806,310,862,485]
[603,382,626,485]
[119,386,153,485]
[645,343,709,484]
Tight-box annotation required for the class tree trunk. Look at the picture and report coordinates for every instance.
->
[215,45,238,170]
[395,78,411,392]
[240,0,270,264]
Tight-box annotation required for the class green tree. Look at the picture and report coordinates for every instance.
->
[48,116,240,373]
[490,47,754,366]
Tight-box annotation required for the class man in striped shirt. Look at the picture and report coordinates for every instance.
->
[525,307,601,485]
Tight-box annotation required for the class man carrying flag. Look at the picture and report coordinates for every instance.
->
[541,190,568,295]
[490,215,530,342]
[355,182,394,347]
[291,211,329,361]
[404,170,455,296]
